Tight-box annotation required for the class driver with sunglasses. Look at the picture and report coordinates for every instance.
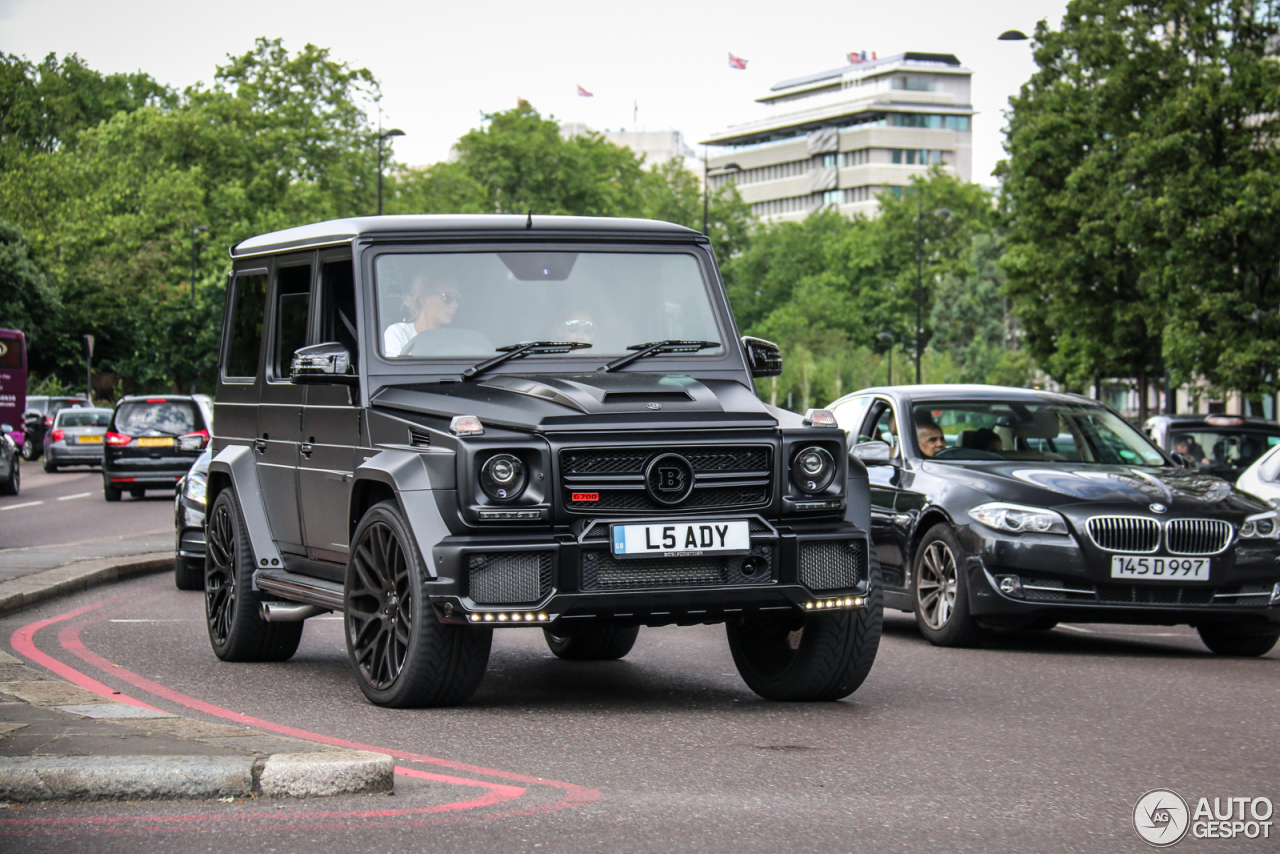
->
[384,274,463,356]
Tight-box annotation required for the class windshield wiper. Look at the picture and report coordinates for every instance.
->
[462,341,591,380]
[598,340,721,373]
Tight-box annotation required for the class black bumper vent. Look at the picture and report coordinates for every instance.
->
[468,552,552,605]
[580,548,774,591]
[1015,576,1260,607]
[799,540,863,591]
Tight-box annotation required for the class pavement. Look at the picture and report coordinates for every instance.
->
[0,542,395,803]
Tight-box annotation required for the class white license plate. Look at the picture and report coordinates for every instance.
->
[1110,555,1210,581]
[611,520,750,559]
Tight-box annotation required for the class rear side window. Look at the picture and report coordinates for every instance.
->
[226,273,268,379]
[114,401,198,436]
[59,410,111,427]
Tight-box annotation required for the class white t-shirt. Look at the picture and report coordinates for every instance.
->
[383,322,417,357]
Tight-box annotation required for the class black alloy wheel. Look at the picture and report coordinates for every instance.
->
[1197,624,1280,657]
[912,524,984,647]
[204,489,302,662]
[345,501,491,707]
[543,625,640,660]
[102,477,121,502]
[726,555,882,702]
[21,436,36,461]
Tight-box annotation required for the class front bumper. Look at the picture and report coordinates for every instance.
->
[960,524,1280,628]
[175,498,206,563]
[423,515,871,627]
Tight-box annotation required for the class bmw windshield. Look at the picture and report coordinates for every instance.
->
[373,250,725,362]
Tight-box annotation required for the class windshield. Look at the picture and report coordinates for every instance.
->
[909,401,1167,466]
[374,251,724,360]
[114,401,197,436]
[1167,429,1280,475]
[58,409,111,428]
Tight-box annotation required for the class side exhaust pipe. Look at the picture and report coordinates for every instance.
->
[260,602,329,622]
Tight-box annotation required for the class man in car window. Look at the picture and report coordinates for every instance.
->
[917,419,947,458]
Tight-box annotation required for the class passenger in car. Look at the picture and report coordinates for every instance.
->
[962,427,1003,453]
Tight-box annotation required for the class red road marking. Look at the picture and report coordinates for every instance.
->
[4,593,601,833]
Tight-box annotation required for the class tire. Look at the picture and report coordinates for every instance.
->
[912,524,984,647]
[726,559,883,702]
[174,556,203,591]
[103,479,121,502]
[130,488,145,498]
[543,625,640,661]
[0,458,17,496]
[1197,624,1280,657]
[21,436,37,461]
[205,489,302,662]
[345,501,492,707]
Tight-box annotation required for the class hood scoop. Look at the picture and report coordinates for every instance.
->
[478,375,588,412]
[601,391,693,404]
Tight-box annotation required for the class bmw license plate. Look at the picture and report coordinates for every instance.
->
[611,520,750,560]
[1110,555,1209,581]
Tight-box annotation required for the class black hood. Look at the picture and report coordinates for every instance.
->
[371,372,780,433]
[927,461,1269,517]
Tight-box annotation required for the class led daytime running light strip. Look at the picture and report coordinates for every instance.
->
[468,612,549,623]
[804,597,865,610]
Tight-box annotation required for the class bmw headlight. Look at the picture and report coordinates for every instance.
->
[184,470,208,506]
[480,453,527,501]
[791,446,837,493]
[1240,510,1278,539]
[971,502,1069,535]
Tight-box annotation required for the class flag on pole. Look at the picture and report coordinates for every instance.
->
[728,53,748,70]
[577,85,593,97]
[847,50,877,64]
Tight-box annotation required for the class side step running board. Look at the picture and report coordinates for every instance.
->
[256,569,345,612]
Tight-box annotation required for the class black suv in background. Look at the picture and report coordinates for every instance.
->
[103,395,211,501]
[1144,413,1280,484]
[22,396,87,460]
[203,214,881,709]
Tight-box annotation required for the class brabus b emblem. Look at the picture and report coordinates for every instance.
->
[644,453,696,505]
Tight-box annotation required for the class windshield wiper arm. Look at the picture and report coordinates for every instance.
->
[463,341,591,380]
[598,340,720,373]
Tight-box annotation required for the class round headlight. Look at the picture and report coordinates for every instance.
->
[791,446,836,493]
[480,454,526,501]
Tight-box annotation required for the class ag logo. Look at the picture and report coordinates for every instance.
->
[645,453,695,506]
[1134,789,1190,846]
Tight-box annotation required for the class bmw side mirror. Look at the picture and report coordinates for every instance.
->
[291,342,357,386]
[741,336,782,378]
[851,440,897,466]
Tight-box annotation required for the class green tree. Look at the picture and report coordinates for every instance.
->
[0,221,61,349]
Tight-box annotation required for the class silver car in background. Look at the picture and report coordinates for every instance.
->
[43,407,112,472]
[1237,443,1280,508]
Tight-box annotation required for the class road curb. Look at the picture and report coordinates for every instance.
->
[0,551,172,617]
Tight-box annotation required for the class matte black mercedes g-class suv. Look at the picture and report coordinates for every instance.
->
[205,215,881,707]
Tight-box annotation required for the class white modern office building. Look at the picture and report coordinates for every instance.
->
[703,52,975,222]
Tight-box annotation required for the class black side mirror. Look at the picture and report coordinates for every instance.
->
[851,440,898,466]
[291,342,357,386]
[741,336,782,378]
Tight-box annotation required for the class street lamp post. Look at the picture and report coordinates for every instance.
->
[190,225,209,302]
[377,128,406,216]
[914,199,951,384]
[877,332,894,386]
[703,153,742,236]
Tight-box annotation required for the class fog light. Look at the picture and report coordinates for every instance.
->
[483,613,495,622]
[469,614,481,623]
[997,575,1023,596]
[1271,582,1280,606]
[805,602,814,610]
[497,613,508,622]
[854,597,864,607]
[538,613,548,621]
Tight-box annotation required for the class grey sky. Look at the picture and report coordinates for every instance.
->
[0,0,1066,184]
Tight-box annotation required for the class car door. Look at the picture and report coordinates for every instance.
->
[857,398,913,589]
[299,253,362,573]
[216,268,268,461]
[256,255,312,555]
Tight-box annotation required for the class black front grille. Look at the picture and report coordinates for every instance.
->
[561,445,772,515]
[1166,519,1232,555]
[799,540,863,591]
[580,547,774,591]
[1086,517,1160,553]
[468,552,552,604]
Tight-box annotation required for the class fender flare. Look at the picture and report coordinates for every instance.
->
[352,449,451,580]
[208,444,283,576]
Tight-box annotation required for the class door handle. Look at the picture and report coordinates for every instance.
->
[253,439,267,454]
[300,443,313,458]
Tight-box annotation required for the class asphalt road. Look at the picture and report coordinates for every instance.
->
[0,465,173,554]
[3,573,1275,853]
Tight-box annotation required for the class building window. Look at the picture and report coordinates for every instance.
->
[822,154,838,168]
[821,190,841,207]
[843,186,875,203]
[751,195,812,217]
[891,75,935,92]
[891,149,948,166]
[889,113,970,131]
[842,149,870,167]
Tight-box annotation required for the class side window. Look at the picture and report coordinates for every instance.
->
[832,396,873,437]
[225,273,268,379]
[320,259,359,368]
[272,265,312,380]
[864,401,901,454]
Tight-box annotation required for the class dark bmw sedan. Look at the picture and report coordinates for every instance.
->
[827,385,1280,656]
[103,395,211,501]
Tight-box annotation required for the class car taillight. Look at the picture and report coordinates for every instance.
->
[105,431,132,446]
[51,428,65,442]
[44,416,53,427]
[177,429,210,452]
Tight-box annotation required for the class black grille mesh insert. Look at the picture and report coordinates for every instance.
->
[468,552,552,605]
[561,445,772,515]
[581,548,774,591]
[1086,517,1160,553]
[799,540,864,591]
[1166,519,1232,555]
